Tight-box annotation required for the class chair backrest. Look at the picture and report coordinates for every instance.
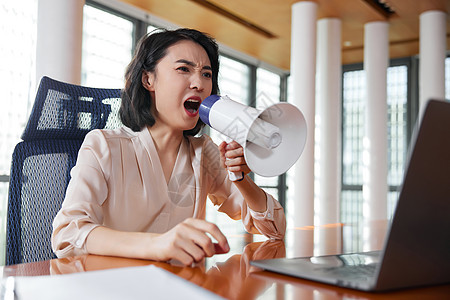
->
[6,76,123,265]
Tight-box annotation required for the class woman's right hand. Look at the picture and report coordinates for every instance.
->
[86,219,229,266]
[149,218,229,266]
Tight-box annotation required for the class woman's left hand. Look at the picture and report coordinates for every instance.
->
[218,141,251,175]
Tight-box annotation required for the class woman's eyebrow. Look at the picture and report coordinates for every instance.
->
[176,59,212,70]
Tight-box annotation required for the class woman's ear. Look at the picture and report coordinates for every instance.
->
[142,71,155,91]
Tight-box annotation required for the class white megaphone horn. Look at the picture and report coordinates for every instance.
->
[199,95,307,181]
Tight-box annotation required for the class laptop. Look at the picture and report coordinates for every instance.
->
[251,99,450,292]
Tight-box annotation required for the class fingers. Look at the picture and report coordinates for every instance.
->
[184,218,229,255]
[224,156,249,173]
[225,143,244,158]
[220,141,250,173]
[218,141,228,151]
[219,140,243,158]
[218,141,227,168]
[159,219,229,266]
[174,234,211,263]
[213,243,229,254]
[170,246,201,266]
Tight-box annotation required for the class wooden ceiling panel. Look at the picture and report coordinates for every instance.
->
[120,0,450,70]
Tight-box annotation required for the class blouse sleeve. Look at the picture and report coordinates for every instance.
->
[51,130,110,258]
[202,137,286,240]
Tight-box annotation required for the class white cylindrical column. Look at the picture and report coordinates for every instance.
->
[363,21,389,221]
[316,18,342,226]
[315,224,342,256]
[419,10,447,114]
[289,1,317,228]
[36,0,84,84]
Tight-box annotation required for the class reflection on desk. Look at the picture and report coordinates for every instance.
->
[48,240,285,300]
[3,222,450,299]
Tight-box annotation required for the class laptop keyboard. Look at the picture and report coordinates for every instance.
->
[321,264,377,280]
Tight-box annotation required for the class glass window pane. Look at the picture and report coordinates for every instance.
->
[254,68,281,188]
[341,85,365,239]
[0,1,38,175]
[81,5,133,88]
[387,66,407,187]
[219,55,250,104]
[342,70,366,186]
[341,69,365,229]
[341,189,363,251]
[341,64,409,224]
[446,57,450,100]
[0,0,38,266]
[256,68,280,108]
[386,65,408,216]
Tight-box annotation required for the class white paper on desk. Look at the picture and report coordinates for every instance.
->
[9,265,225,300]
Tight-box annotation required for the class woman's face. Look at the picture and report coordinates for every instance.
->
[144,40,213,133]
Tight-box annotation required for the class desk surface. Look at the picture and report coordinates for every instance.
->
[3,222,450,299]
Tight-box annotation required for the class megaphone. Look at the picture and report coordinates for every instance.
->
[199,95,307,181]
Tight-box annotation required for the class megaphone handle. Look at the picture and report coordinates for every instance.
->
[228,169,244,181]
[225,137,244,181]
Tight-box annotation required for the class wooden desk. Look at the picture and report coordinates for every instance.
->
[3,223,450,299]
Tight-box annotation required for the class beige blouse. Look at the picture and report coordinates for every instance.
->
[51,126,286,258]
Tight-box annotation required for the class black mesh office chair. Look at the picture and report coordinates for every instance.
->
[6,76,123,265]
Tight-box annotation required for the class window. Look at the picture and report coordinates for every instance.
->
[218,56,251,104]
[256,68,281,107]
[81,4,134,88]
[341,68,365,227]
[341,62,409,250]
[254,68,282,200]
[446,57,450,100]
[386,65,408,216]
[0,0,38,265]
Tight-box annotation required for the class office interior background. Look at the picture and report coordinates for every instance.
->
[0,0,449,265]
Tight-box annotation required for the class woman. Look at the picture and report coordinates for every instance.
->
[51,28,286,266]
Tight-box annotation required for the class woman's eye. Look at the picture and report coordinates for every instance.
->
[203,72,212,78]
[177,66,189,72]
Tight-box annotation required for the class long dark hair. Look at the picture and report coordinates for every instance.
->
[119,28,220,136]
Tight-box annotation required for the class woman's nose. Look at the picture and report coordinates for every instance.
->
[190,74,205,91]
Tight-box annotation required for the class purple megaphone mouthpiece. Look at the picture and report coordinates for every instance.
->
[199,95,221,127]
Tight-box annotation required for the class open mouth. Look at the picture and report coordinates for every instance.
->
[184,99,201,115]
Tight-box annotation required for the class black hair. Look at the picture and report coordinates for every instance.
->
[119,28,220,136]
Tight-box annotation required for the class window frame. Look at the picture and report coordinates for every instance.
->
[340,57,417,222]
